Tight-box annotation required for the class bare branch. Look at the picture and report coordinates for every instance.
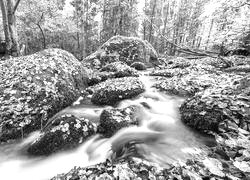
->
[231,1,250,9]
[143,16,232,67]
[13,0,21,14]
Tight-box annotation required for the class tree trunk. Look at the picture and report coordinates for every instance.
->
[0,0,12,55]
[7,0,20,56]
[197,36,202,48]
[77,32,80,49]
[148,0,157,43]
[101,0,107,43]
[143,21,146,40]
[118,0,123,35]
[205,19,214,50]
[160,2,169,53]
[37,23,46,49]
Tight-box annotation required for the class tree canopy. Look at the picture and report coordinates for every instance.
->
[0,0,249,57]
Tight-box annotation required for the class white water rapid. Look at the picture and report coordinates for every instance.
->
[0,75,213,180]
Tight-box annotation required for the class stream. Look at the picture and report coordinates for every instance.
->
[0,75,214,180]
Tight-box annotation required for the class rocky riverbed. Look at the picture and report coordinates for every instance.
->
[0,36,249,180]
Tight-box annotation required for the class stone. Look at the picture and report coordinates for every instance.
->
[27,114,96,156]
[180,75,250,133]
[89,77,145,106]
[100,61,139,78]
[97,106,141,137]
[130,62,147,70]
[0,48,89,142]
[87,62,139,86]
[82,35,158,68]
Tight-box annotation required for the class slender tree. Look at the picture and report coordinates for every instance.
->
[0,0,21,56]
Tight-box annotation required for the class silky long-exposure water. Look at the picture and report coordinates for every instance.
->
[0,75,213,180]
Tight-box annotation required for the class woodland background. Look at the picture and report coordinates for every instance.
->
[0,0,250,59]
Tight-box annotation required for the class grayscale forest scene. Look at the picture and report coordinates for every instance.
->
[0,0,250,179]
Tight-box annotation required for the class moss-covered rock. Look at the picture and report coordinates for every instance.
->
[0,48,89,142]
[130,62,147,70]
[149,68,188,78]
[152,57,239,97]
[100,62,139,77]
[97,106,141,137]
[51,155,250,180]
[87,62,139,86]
[83,36,158,68]
[27,114,96,156]
[87,71,115,86]
[89,77,145,105]
[180,75,250,133]
[225,65,250,73]
[165,57,191,69]
[51,158,167,180]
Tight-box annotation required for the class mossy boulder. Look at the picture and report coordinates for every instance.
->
[97,106,141,137]
[152,57,238,97]
[89,77,145,106]
[100,62,139,77]
[180,75,250,133]
[149,68,188,78]
[130,62,147,70]
[83,36,158,68]
[87,71,115,86]
[27,114,96,156]
[153,72,235,97]
[51,156,249,180]
[87,62,139,86]
[0,48,89,142]
[165,57,191,69]
[51,158,167,180]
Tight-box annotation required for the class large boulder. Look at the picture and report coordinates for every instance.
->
[180,75,250,133]
[27,114,96,156]
[83,36,158,68]
[152,57,239,97]
[0,48,89,142]
[153,72,235,97]
[97,106,141,137]
[89,77,145,106]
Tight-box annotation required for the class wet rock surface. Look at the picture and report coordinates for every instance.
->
[51,150,250,180]
[89,77,145,105]
[151,57,244,97]
[100,61,138,75]
[27,114,96,156]
[180,75,250,133]
[130,62,147,70]
[149,68,188,78]
[87,62,139,86]
[0,48,89,142]
[83,35,158,68]
[97,106,141,137]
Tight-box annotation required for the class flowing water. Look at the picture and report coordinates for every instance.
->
[0,75,214,180]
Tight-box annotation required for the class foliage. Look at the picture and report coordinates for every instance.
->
[200,0,250,51]
[100,0,140,43]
